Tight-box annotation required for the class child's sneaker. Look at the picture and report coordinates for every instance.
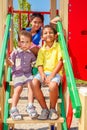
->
[26,105,38,119]
[48,109,59,120]
[38,109,49,120]
[10,108,22,120]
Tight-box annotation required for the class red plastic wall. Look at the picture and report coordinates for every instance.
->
[68,0,87,80]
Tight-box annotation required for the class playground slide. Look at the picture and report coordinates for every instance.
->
[57,21,82,118]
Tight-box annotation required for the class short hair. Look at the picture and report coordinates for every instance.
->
[30,12,44,23]
[18,30,32,41]
[41,25,57,35]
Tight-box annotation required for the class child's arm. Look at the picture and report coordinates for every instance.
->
[50,16,62,25]
[51,58,63,77]
[6,50,16,67]
[38,65,47,83]
[6,55,14,67]
[45,58,63,84]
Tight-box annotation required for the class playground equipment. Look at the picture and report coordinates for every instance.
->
[0,0,87,130]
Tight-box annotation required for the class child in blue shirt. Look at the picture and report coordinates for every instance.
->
[26,12,44,56]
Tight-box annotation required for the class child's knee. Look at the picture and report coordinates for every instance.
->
[49,82,58,91]
[32,78,40,87]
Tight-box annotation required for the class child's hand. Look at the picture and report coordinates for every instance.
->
[50,16,62,24]
[6,56,14,67]
[45,75,53,85]
[41,73,46,83]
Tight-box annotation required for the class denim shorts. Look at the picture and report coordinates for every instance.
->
[34,72,61,85]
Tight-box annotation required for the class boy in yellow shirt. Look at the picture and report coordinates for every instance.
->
[32,25,63,120]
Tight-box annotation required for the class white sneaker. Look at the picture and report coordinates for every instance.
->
[38,109,49,120]
[49,109,59,120]
[26,105,38,118]
[10,108,22,120]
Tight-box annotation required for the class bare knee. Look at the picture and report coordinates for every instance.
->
[49,82,58,91]
[32,78,40,90]
[14,86,22,96]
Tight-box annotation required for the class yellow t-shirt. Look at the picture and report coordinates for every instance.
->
[36,42,62,74]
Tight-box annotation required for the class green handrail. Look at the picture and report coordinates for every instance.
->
[3,67,11,130]
[0,14,12,86]
[56,21,82,118]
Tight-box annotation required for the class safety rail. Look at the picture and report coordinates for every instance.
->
[57,21,82,118]
[0,14,12,86]
[3,67,11,130]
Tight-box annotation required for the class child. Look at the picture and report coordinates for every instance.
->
[26,12,44,56]
[8,30,38,120]
[32,25,63,120]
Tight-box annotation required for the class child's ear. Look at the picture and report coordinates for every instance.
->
[55,34,58,40]
[18,41,21,47]
[41,36,44,40]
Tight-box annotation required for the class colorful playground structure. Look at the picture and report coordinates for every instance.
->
[0,0,87,130]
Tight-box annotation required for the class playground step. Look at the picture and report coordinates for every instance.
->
[7,116,64,124]
[8,97,62,104]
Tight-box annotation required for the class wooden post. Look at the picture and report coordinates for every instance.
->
[8,0,13,52]
[50,0,56,20]
[78,87,87,130]
[0,0,8,51]
[59,0,69,41]
[0,0,8,126]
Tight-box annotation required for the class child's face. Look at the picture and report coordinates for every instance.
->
[31,17,43,31]
[19,35,32,51]
[42,27,56,43]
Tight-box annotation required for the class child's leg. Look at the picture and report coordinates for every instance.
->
[27,82,34,104]
[26,81,38,118]
[32,78,48,109]
[48,81,59,120]
[12,85,23,107]
[32,78,49,120]
[10,86,23,120]
[49,82,58,109]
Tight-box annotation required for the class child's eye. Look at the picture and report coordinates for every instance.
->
[20,41,29,44]
[50,32,54,34]
[43,32,47,35]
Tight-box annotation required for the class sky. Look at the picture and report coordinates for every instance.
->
[13,0,59,25]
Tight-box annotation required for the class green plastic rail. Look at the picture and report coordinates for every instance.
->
[3,67,11,130]
[59,84,67,130]
[56,21,82,118]
[0,14,12,86]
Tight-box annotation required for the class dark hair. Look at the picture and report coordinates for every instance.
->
[18,30,32,41]
[41,25,57,35]
[30,12,44,23]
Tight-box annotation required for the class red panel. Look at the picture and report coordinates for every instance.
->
[68,0,87,80]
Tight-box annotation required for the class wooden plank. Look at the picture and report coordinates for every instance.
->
[7,116,64,124]
[78,87,87,130]
[8,97,62,104]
